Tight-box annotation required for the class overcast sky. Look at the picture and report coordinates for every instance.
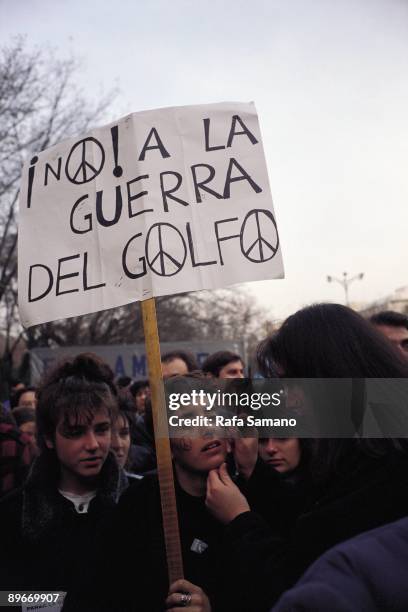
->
[1,0,407,321]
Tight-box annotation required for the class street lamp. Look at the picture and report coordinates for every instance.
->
[327,271,364,306]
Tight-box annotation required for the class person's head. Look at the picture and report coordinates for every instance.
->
[12,406,37,441]
[110,411,131,469]
[116,376,132,390]
[257,303,408,378]
[36,353,118,492]
[202,351,245,379]
[370,311,408,358]
[161,351,198,379]
[166,375,231,491]
[257,304,408,484]
[12,386,37,410]
[129,380,150,415]
[258,438,301,473]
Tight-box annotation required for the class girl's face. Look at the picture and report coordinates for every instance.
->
[170,405,230,475]
[135,386,149,415]
[46,409,111,493]
[20,420,36,440]
[110,414,131,469]
[258,438,301,473]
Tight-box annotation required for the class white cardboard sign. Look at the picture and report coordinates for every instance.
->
[18,102,284,327]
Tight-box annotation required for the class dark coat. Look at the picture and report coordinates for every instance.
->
[222,449,408,611]
[64,473,241,612]
[0,450,126,592]
[272,516,408,611]
[0,421,34,497]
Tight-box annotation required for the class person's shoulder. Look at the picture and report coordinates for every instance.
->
[273,519,408,612]
[118,470,159,505]
[297,516,408,589]
[335,516,408,563]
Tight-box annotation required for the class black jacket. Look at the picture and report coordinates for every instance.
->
[64,473,241,612]
[223,449,408,611]
[0,450,126,592]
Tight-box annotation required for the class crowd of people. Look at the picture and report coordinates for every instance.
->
[1,304,408,611]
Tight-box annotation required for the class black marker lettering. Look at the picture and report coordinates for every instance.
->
[27,156,38,208]
[56,254,80,296]
[127,175,152,217]
[111,126,123,177]
[44,157,62,186]
[28,263,53,302]
[139,127,170,161]
[160,172,189,212]
[240,209,279,263]
[146,223,187,277]
[191,164,223,203]
[203,118,225,151]
[214,217,239,265]
[65,137,105,185]
[223,158,262,199]
[122,233,147,279]
[96,186,123,227]
[70,194,92,234]
[83,251,106,291]
[186,223,217,267]
[227,115,258,147]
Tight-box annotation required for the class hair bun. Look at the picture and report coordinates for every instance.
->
[71,353,115,385]
[38,352,117,400]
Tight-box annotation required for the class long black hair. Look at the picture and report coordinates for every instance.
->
[256,304,408,484]
[257,303,408,378]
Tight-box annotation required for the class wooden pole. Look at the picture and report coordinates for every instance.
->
[141,297,184,583]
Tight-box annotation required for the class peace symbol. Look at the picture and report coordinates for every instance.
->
[65,137,105,184]
[146,223,187,277]
[240,209,279,263]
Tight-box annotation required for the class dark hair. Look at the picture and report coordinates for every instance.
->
[129,379,149,398]
[12,407,36,427]
[11,386,37,409]
[257,303,408,378]
[161,350,198,372]
[370,310,408,330]
[116,376,133,389]
[114,395,140,437]
[257,304,408,483]
[202,351,244,377]
[36,353,118,452]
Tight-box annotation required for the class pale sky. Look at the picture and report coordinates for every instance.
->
[2,0,407,321]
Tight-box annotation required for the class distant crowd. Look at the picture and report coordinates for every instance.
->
[1,305,408,611]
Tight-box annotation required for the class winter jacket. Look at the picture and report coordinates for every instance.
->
[272,516,408,611]
[222,449,408,611]
[0,450,127,592]
[64,473,242,612]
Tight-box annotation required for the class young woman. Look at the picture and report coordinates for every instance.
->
[0,353,126,594]
[258,438,301,474]
[110,410,132,470]
[205,304,408,611]
[64,375,257,612]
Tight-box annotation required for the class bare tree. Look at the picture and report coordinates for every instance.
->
[0,38,114,397]
[24,286,268,383]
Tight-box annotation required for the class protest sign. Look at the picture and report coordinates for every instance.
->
[18,102,284,327]
[18,101,283,588]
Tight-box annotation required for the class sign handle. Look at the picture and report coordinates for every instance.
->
[141,297,184,583]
